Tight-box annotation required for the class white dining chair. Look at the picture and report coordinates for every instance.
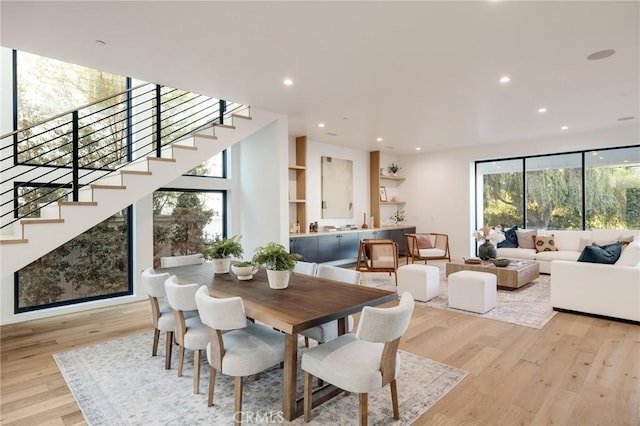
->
[164,275,209,394]
[300,265,361,346]
[293,261,318,276]
[301,292,415,425]
[141,267,176,369]
[195,286,285,425]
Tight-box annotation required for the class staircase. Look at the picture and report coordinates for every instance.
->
[0,84,278,277]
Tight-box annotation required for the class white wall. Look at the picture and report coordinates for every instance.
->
[400,124,639,260]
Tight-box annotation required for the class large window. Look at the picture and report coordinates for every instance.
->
[476,145,640,230]
[15,184,132,312]
[153,190,225,268]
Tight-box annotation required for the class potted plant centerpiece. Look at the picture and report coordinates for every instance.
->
[203,235,243,274]
[231,260,259,280]
[252,242,302,289]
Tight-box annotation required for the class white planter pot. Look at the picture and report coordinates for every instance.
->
[231,264,259,280]
[212,258,231,274]
[266,269,291,289]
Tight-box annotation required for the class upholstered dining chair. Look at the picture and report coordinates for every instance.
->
[164,275,209,394]
[301,292,415,425]
[141,267,176,369]
[194,286,285,425]
[405,233,450,264]
[160,253,204,268]
[300,265,361,346]
[356,239,399,285]
[293,260,318,276]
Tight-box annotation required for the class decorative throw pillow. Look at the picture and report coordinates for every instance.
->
[516,230,537,249]
[497,226,518,248]
[416,234,433,249]
[577,242,623,264]
[533,234,558,253]
[615,241,640,266]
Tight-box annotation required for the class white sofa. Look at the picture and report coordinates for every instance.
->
[496,229,639,274]
[550,257,640,322]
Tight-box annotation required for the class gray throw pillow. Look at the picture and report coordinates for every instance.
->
[516,230,537,249]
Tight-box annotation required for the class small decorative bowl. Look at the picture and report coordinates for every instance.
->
[492,258,510,267]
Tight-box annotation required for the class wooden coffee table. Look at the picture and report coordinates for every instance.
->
[445,260,540,289]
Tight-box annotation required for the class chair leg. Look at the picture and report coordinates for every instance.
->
[394,271,398,286]
[164,331,174,370]
[152,328,160,356]
[304,336,309,347]
[390,379,399,420]
[303,371,313,423]
[234,376,243,426]
[359,393,368,426]
[208,367,216,407]
[193,349,201,394]
[177,345,185,377]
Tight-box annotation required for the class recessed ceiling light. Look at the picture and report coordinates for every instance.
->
[376,137,383,142]
[618,116,635,121]
[283,78,293,86]
[587,49,615,61]
[598,157,604,160]
[592,151,598,155]
[499,76,511,84]
[318,123,325,128]
[561,125,568,130]
[538,107,547,113]
[415,147,421,151]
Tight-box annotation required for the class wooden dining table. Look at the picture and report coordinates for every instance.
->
[158,262,397,421]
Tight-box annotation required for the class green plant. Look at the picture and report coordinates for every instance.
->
[388,163,401,174]
[391,208,406,223]
[252,242,302,271]
[202,235,243,259]
[233,260,253,267]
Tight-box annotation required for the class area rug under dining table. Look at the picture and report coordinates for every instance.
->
[54,332,467,425]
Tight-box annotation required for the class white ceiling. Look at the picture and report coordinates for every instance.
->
[1,1,638,154]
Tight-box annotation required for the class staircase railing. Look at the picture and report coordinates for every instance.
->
[0,83,247,230]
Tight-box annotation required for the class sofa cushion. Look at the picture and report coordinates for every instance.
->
[547,230,591,251]
[615,241,640,267]
[416,234,433,249]
[577,242,623,265]
[533,234,558,253]
[516,230,537,249]
[497,226,518,248]
[496,247,536,260]
[534,250,581,262]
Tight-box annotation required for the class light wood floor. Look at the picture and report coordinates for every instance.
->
[1,297,638,425]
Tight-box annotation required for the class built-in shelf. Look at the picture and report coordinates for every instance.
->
[289,200,306,203]
[381,201,405,205]
[289,137,307,231]
[380,175,405,181]
[289,165,306,170]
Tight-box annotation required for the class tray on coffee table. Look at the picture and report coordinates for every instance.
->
[445,260,540,289]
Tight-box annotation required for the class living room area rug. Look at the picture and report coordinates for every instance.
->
[54,332,467,425]
[361,266,556,329]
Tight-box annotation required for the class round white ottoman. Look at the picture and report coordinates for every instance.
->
[448,270,497,313]
[397,264,440,302]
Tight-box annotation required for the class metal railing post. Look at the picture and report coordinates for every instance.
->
[72,111,79,201]
[219,99,226,124]
[155,85,161,157]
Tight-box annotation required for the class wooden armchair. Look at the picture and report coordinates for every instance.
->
[356,239,399,285]
[405,233,450,264]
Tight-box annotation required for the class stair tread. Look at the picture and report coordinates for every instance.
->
[231,113,252,120]
[214,124,236,129]
[172,144,198,151]
[147,157,176,162]
[193,133,218,140]
[58,201,98,206]
[121,170,152,175]
[90,184,127,189]
[20,218,64,225]
[0,237,28,245]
